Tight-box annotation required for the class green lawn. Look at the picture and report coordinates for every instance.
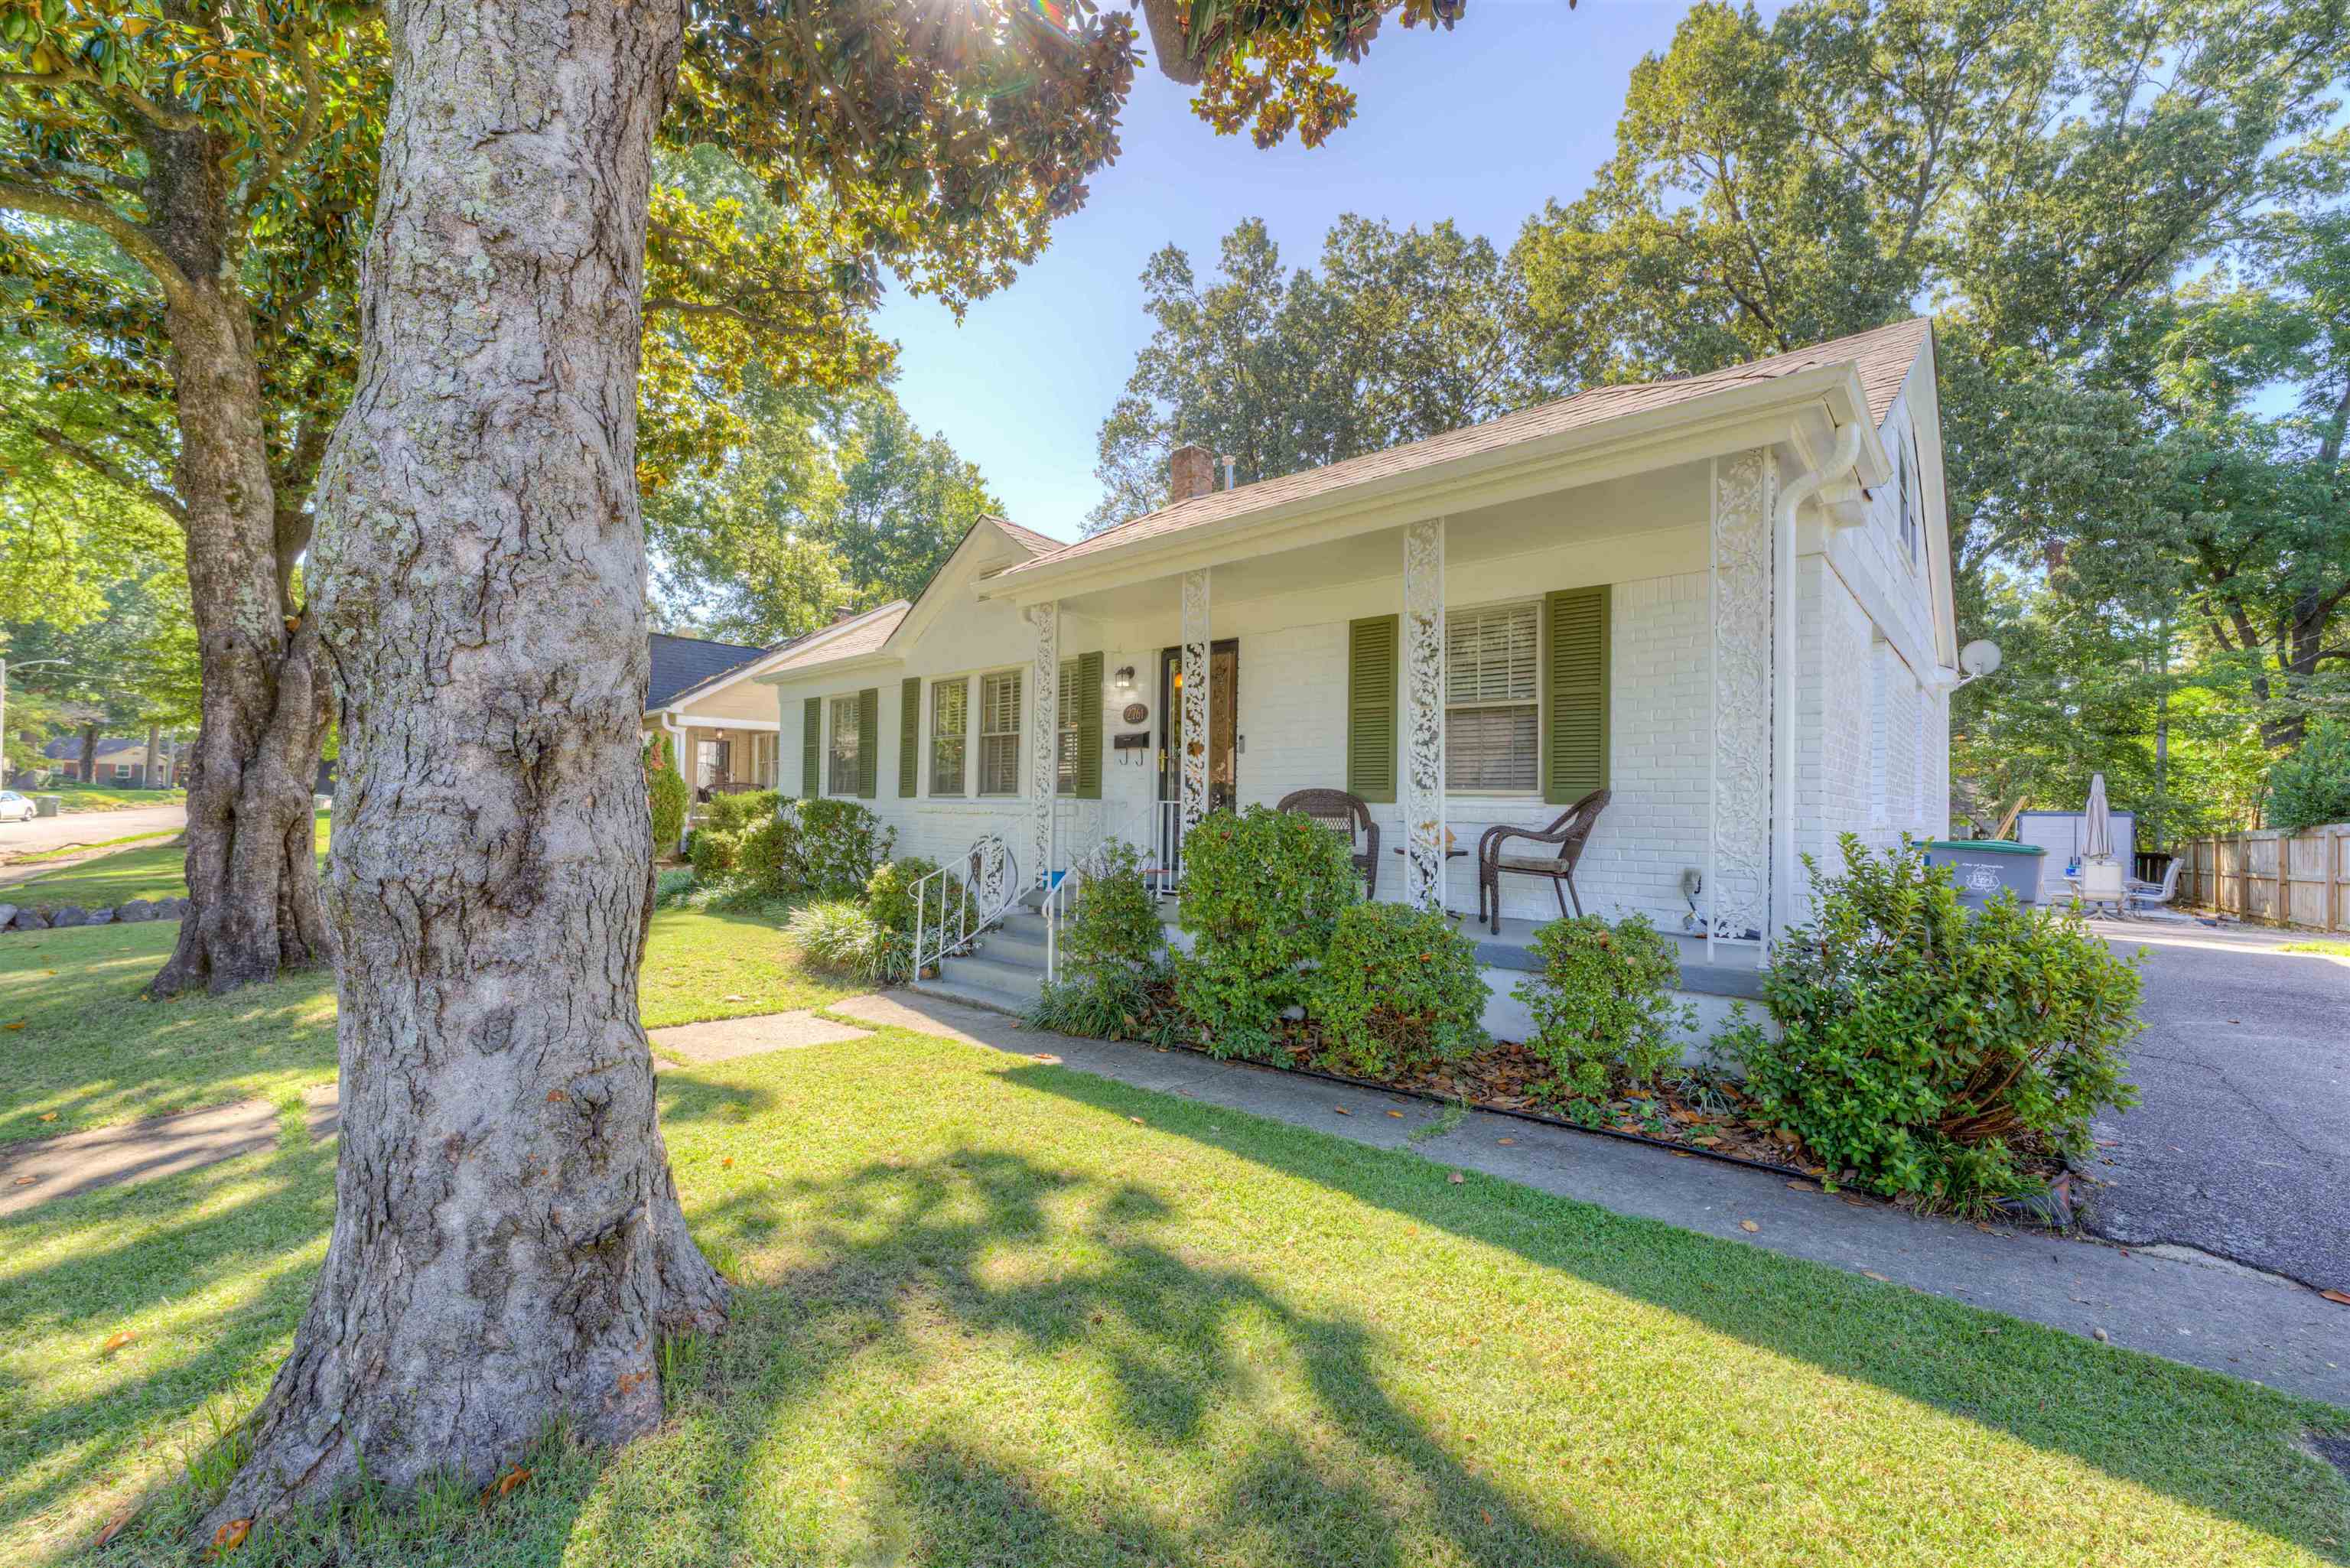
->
[16,782,185,814]
[0,940,2343,1564]
[2282,939,2350,958]
[0,906,854,1147]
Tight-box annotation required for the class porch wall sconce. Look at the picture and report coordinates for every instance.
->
[1114,665,1137,690]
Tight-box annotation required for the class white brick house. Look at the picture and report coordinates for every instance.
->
[753,320,1957,991]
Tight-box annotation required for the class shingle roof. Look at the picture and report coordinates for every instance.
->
[991,517,1066,556]
[648,632,768,709]
[42,737,147,760]
[757,601,910,676]
[1001,317,1930,580]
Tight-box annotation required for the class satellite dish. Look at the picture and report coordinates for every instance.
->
[1959,639,2003,678]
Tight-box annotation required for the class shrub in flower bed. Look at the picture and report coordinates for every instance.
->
[1028,841,1169,1039]
[1310,901,1486,1078]
[646,736,689,854]
[688,825,742,878]
[1511,913,1693,1108]
[1173,805,1358,1061]
[866,855,971,981]
[1722,836,2142,1212]
[786,899,886,983]
[738,799,895,900]
[703,789,782,834]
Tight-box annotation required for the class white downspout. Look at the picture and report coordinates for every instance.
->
[1771,420,1863,951]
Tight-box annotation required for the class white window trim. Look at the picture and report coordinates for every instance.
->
[976,668,1022,799]
[825,695,861,798]
[929,675,968,799]
[1444,596,1544,799]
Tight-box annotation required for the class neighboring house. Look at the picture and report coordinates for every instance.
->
[38,736,178,787]
[759,320,1957,1023]
[643,631,776,799]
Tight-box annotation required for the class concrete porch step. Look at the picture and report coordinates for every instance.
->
[909,974,1035,1017]
[937,952,1045,1001]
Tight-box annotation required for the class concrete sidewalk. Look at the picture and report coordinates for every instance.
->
[832,991,2350,1410]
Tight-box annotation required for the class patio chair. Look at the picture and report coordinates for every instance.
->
[1476,789,1610,935]
[1274,789,1379,900]
[2127,855,2182,916]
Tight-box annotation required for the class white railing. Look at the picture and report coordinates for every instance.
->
[1042,861,1082,984]
[1147,799,1184,903]
[910,833,1020,981]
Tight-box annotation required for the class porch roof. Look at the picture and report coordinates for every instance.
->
[991,319,1927,592]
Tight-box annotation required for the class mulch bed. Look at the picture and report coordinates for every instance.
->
[1110,988,2074,1215]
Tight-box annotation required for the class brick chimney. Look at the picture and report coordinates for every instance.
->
[1169,442,1216,503]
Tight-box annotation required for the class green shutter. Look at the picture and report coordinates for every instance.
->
[1076,650,1102,800]
[801,696,821,799]
[1347,614,1398,805]
[1543,585,1610,804]
[856,688,879,799]
[898,677,919,798]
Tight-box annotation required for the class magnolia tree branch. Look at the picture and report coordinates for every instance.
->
[0,177,194,298]
[0,402,190,524]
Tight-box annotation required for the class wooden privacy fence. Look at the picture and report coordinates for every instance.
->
[2173,825,2350,933]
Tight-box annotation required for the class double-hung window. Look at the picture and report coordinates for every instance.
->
[1445,601,1541,792]
[978,671,1021,795]
[930,678,967,796]
[827,697,861,796]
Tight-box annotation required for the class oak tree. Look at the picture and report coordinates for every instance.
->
[198,0,1471,1534]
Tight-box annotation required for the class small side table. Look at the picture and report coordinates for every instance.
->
[1391,845,1469,918]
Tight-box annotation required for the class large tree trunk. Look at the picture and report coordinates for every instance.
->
[145,134,335,998]
[201,0,723,1531]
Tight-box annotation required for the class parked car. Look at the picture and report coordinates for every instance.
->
[0,790,37,823]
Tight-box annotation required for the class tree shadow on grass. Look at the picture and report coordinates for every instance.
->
[0,1136,338,1551]
[593,1145,1627,1568]
[998,1061,2350,1563]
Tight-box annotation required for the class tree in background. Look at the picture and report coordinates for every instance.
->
[1087,213,1554,529]
[647,380,1002,642]
[205,0,1476,1533]
[1509,0,2350,837]
[2266,719,2350,831]
[2,2,890,996]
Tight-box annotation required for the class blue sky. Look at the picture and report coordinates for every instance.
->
[870,1,1701,541]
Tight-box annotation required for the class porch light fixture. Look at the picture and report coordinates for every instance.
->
[1114,664,1136,690]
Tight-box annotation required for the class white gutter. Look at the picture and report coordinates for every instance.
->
[1770,418,1863,950]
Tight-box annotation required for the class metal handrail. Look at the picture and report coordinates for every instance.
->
[1042,861,1083,984]
[910,833,1020,981]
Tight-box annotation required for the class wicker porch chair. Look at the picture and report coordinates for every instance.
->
[1476,788,1610,934]
[1274,789,1380,900]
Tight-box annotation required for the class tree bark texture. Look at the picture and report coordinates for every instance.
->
[147,130,336,998]
[203,0,724,1529]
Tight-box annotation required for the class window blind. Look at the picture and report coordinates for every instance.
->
[978,671,1020,795]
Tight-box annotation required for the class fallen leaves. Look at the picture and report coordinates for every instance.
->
[93,1505,133,1548]
[2321,1290,2350,1306]
[479,1466,532,1507]
[1331,1106,1352,1116]
[40,1111,57,1121]
[1861,1270,1890,1283]
[545,1090,568,1104]
[100,1329,135,1354]
[207,1518,251,1556]
[11,1175,35,1187]
[1738,1220,1759,1233]
[1385,1109,1404,1118]
[1128,1115,1144,1126]
[1447,1171,1465,1185]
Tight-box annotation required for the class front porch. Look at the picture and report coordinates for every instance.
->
[987,432,1876,964]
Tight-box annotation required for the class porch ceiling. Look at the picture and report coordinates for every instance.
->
[1043,457,1715,621]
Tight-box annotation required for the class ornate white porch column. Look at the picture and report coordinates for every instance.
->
[1027,600,1059,886]
[1707,451,1775,957]
[1180,568,1210,834]
[1403,518,1447,908]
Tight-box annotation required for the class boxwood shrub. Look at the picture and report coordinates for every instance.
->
[1723,835,2142,1211]
[737,799,895,900]
[1173,805,1358,1061]
[1027,840,1167,1039]
[1511,913,1692,1105]
[1310,901,1487,1078]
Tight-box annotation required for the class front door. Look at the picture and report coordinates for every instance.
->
[1157,641,1238,871]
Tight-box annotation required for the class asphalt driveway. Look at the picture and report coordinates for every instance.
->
[2083,920,2350,1294]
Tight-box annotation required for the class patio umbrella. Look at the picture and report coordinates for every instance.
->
[2082,773,2114,861]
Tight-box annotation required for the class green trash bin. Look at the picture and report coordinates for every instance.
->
[1924,839,2046,909]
